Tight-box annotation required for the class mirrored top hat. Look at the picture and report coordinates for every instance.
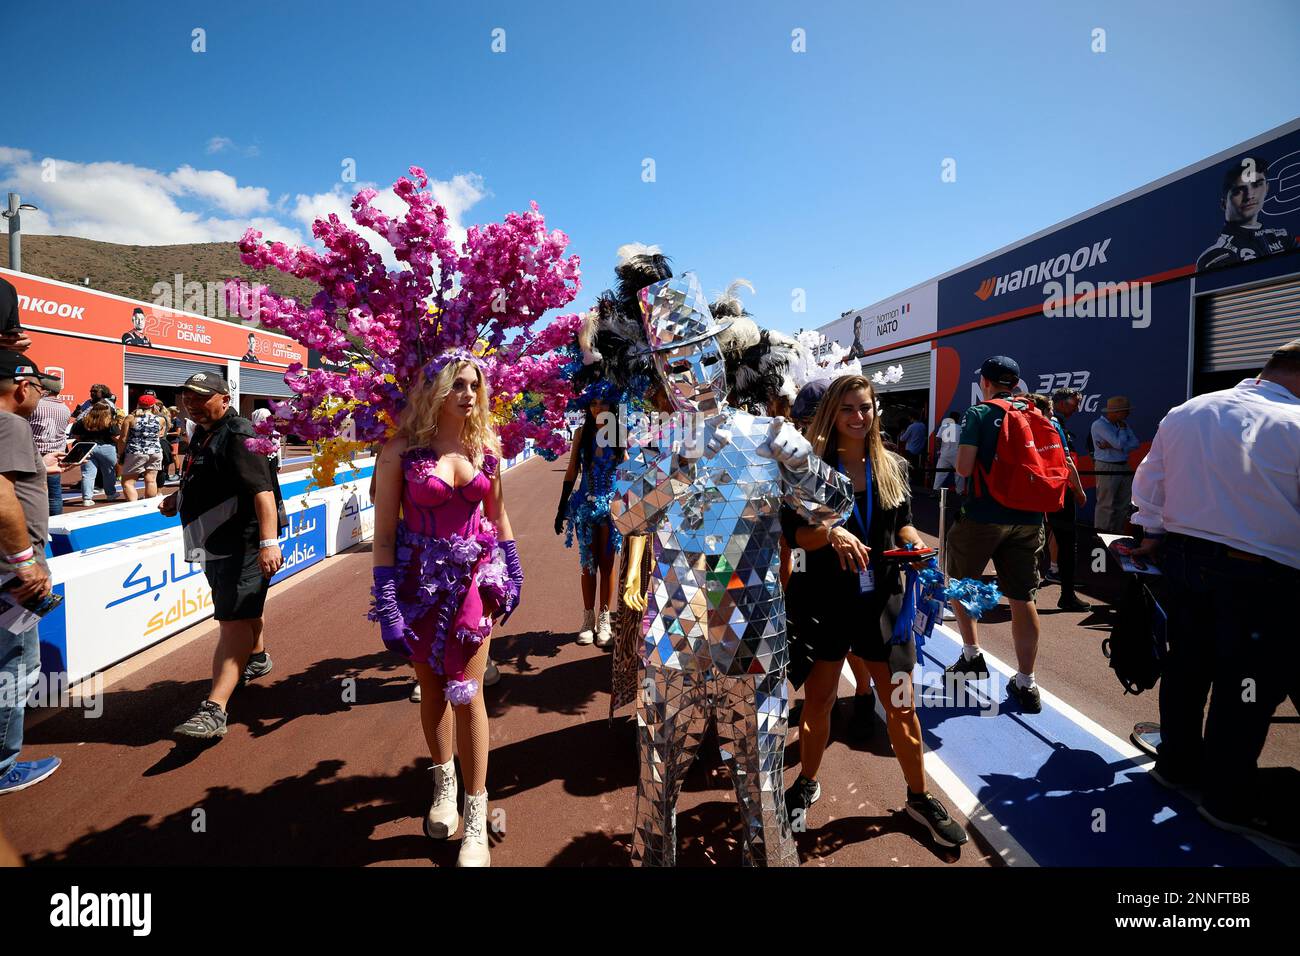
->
[634,273,732,354]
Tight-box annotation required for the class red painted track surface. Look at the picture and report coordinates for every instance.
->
[7,455,1297,866]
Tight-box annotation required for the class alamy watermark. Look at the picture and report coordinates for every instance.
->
[1043,274,1151,328]
[151,273,265,326]
[0,666,103,718]
[590,405,713,450]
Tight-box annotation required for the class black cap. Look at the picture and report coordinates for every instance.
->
[142,388,157,397]
[0,350,42,381]
[177,372,230,395]
[979,355,1021,388]
[791,378,830,421]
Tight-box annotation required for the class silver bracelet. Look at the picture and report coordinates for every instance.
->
[258,539,280,549]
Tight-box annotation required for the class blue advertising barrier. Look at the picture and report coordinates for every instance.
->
[47,460,375,555]
[270,503,327,585]
[38,494,333,683]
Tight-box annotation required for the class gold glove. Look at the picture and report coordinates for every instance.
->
[622,534,647,613]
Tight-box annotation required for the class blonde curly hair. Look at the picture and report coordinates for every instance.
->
[397,359,502,467]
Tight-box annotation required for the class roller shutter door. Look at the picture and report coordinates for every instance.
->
[1199,276,1300,372]
[239,366,293,398]
[859,350,931,393]
[124,353,224,387]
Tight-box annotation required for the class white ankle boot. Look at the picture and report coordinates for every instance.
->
[594,609,612,648]
[576,608,596,645]
[457,790,491,867]
[424,758,459,840]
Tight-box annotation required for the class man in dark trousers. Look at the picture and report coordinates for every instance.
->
[1045,387,1090,610]
[160,372,284,741]
[1131,340,1300,849]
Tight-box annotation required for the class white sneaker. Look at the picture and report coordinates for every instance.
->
[594,609,613,648]
[424,758,459,840]
[457,790,491,867]
[483,659,500,687]
[576,608,595,645]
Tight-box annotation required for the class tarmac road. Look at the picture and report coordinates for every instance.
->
[6,454,1295,867]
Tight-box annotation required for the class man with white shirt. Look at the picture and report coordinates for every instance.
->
[1130,340,1300,848]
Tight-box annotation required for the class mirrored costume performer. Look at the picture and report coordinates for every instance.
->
[612,273,854,866]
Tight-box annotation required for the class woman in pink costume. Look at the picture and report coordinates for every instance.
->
[370,349,523,867]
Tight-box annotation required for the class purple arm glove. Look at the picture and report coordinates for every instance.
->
[371,566,414,658]
[497,540,524,625]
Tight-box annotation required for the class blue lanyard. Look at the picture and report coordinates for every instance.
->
[836,455,873,539]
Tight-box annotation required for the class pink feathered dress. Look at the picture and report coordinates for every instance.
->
[393,448,510,704]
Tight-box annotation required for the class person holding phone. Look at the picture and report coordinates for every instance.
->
[68,401,121,506]
[0,350,68,795]
[780,374,968,849]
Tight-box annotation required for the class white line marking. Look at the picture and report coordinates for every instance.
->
[839,659,1037,867]
[923,624,1300,867]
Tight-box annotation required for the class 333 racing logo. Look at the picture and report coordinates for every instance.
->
[1034,370,1100,412]
[969,369,1100,412]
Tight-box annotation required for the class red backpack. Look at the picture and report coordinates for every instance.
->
[973,398,1070,513]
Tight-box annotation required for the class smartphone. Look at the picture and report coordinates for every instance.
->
[0,574,64,617]
[62,441,97,466]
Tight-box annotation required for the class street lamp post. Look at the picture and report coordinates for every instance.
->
[3,193,40,272]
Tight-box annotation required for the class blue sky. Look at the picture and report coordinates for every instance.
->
[6,0,1300,334]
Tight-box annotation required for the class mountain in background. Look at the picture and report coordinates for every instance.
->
[0,234,318,322]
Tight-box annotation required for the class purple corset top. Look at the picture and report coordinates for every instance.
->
[401,447,499,538]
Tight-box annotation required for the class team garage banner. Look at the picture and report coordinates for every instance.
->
[930,281,1192,521]
[23,327,124,414]
[2,268,309,408]
[936,124,1300,338]
[820,281,938,358]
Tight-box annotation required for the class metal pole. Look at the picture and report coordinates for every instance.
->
[6,193,20,272]
[938,486,948,583]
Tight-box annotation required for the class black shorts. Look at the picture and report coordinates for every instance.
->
[786,590,915,688]
[203,549,271,621]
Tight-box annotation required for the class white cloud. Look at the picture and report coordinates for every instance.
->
[431,173,488,227]
[0,147,487,263]
[208,136,260,158]
[289,173,488,266]
[0,146,33,165]
[171,165,271,216]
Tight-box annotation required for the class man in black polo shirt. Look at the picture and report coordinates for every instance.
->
[159,372,283,740]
